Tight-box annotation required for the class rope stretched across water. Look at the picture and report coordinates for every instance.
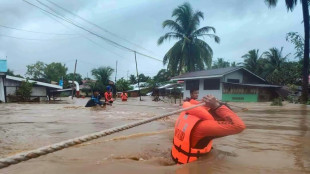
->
[0,102,206,169]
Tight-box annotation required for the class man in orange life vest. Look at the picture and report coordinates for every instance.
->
[120,91,128,101]
[104,87,114,105]
[171,94,246,164]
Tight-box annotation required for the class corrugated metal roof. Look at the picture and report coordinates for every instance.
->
[171,67,266,82]
[222,82,281,88]
[171,67,242,80]
[6,75,62,89]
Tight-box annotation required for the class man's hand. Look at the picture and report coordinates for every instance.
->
[202,95,220,109]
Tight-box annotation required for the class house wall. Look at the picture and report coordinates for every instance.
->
[0,76,5,102]
[224,71,243,83]
[184,78,223,100]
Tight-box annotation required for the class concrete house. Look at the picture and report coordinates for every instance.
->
[0,60,62,102]
[171,67,281,102]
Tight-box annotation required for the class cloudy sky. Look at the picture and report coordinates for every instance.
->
[0,0,304,80]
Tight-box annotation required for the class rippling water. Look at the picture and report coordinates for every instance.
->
[0,97,309,174]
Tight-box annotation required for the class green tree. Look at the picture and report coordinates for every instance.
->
[91,66,114,90]
[158,2,220,76]
[129,74,137,84]
[212,58,230,69]
[265,0,309,102]
[16,80,34,101]
[153,69,171,83]
[286,32,304,60]
[263,47,290,84]
[44,62,68,83]
[138,73,150,82]
[26,61,46,81]
[116,78,132,91]
[241,49,262,74]
[65,73,83,85]
[7,69,23,78]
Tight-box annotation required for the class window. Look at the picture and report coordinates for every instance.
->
[227,79,240,83]
[204,78,220,90]
[186,80,199,90]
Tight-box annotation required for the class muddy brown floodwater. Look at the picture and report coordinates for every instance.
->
[0,97,309,174]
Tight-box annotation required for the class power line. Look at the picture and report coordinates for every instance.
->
[0,24,77,35]
[23,0,163,62]
[26,1,127,60]
[0,33,80,41]
[44,0,156,55]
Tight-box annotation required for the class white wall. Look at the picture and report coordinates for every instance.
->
[0,77,5,102]
[6,87,16,95]
[31,87,46,96]
[224,71,243,83]
[183,78,223,100]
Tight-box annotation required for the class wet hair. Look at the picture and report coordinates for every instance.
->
[190,89,198,94]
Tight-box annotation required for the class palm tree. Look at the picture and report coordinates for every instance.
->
[263,47,290,84]
[265,0,309,102]
[158,2,220,76]
[241,49,263,75]
[212,58,230,69]
[91,66,114,87]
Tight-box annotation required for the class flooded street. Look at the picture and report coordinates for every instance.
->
[0,97,309,174]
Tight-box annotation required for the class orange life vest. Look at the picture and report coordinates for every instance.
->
[121,93,128,101]
[105,92,113,101]
[171,112,213,164]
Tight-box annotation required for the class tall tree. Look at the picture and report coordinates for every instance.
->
[7,69,23,78]
[263,47,290,84]
[44,62,68,83]
[91,66,114,88]
[212,58,230,69]
[26,61,46,81]
[153,69,171,83]
[129,74,137,84]
[65,73,83,85]
[241,49,262,74]
[265,0,309,102]
[116,78,132,91]
[138,73,150,82]
[158,2,220,76]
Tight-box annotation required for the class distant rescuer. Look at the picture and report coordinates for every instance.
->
[171,95,246,164]
[121,91,128,101]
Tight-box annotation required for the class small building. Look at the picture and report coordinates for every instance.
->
[171,67,281,102]
[0,60,62,102]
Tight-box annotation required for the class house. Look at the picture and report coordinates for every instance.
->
[0,60,62,102]
[171,67,281,102]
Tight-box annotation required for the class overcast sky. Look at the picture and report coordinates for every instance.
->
[0,0,304,81]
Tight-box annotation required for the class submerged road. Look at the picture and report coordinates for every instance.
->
[0,97,309,173]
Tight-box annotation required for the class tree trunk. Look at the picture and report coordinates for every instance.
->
[301,0,309,103]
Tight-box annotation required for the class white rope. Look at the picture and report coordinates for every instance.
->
[0,102,205,169]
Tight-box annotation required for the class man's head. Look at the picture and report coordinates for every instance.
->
[93,90,99,96]
[190,89,199,100]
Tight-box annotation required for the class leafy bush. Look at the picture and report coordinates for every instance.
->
[270,98,283,106]
[16,80,34,101]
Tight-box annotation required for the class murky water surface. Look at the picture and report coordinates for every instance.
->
[0,97,309,174]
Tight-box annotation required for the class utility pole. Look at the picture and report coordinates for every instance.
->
[115,60,118,83]
[71,59,77,99]
[127,70,129,81]
[134,51,142,101]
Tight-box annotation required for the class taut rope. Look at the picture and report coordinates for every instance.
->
[0,103,205,169]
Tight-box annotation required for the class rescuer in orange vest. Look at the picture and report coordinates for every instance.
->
[184,89,200,104]
[121,91,128,101]
[171,94,246,164]
[104,87,114,105]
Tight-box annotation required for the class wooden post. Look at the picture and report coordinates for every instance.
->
[71,59,77,99]
[134,51,142,101]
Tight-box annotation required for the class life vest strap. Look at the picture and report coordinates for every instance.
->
[173,142,201,157]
